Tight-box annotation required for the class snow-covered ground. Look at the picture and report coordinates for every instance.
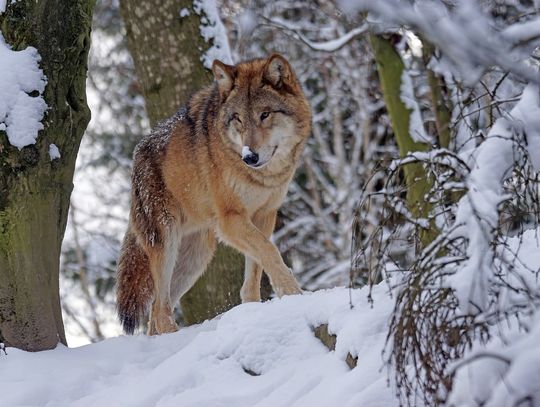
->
[4,226,539,406]
[1,284,397,407]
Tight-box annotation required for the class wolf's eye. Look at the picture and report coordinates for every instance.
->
[260,111,270,121]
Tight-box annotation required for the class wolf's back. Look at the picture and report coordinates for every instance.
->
[116,230,154,334]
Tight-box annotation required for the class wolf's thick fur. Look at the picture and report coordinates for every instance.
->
[116,54,311,335]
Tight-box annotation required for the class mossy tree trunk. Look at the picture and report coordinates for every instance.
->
[120,0,245,325]
[0,0,95,351]
[370,34,437,246]
[422,41,452,149]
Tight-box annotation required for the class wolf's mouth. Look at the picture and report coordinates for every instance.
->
[248,146,278,169]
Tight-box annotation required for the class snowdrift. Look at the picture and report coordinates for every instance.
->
[1,285,397,407]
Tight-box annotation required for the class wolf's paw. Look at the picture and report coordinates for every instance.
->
[241,293,262,303]
[274,277,303,298]
[240,283,262,303]
[277,285,303,297]
[162,316,179,333]
[159,320,179,334]
[147,315,179,335]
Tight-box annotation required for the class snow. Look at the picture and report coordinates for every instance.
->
[502,17,540,45]
[237,10,257,37]
[179,7,190,18]
[446,84,540,313]
[0,0,6,14]
[49,143,60,160]
[194,0,233,68]
[0,33,47,149]
[0,285,399,407]
[339,0,540,84]
[400,69,429,143]
[268,17,367,52]
[449,228,540,406]
[520,85,540,171]
[300,25,367,52]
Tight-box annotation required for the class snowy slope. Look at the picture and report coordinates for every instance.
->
[1,285,398,407]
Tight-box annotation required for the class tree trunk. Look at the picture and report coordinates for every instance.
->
[0,0,95,351]
[120,0,244,325]
[119,0,212,123]
[370,34,437,246]
[422,41,452,149]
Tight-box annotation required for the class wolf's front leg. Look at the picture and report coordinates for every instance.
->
[218,210,301,298]
[241,210,278,303]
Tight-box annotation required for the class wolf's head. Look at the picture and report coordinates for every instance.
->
[212,54,311,170]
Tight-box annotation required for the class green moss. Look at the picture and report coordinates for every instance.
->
[370,35,437,246]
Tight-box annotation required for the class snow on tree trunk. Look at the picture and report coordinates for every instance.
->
[120,0,244,325]
[0,0,94,351]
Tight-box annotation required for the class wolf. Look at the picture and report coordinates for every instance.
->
[116,54,312,335]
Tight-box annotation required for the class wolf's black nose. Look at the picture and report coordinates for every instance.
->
[243,152,259,166]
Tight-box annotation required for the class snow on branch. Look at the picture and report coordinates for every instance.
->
[0,33,47,149]
[502,16,540,46]
[356,79,540,404]
[266,17,368,52]
[340,0,540,84]
[449,229,540,406]
[447,84,540,313]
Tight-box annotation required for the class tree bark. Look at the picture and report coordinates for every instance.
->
[370,34,437,246]
[120,0,245,325]
[0,0,95,351]
[422,41,452,149]
[119,0,212,123]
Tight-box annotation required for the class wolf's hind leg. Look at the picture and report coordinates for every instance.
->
[170,229,217,306]
[241,257,263,303]
[147,228,181,335]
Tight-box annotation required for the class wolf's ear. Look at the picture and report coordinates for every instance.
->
[263,54,294,90]
[212,60,236,99]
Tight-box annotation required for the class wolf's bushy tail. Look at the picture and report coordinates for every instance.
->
[116,230,154,334]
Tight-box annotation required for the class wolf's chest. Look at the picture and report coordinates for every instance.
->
[232,178,288,213]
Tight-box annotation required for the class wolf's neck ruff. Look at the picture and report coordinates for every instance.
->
[116,54,312,335]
